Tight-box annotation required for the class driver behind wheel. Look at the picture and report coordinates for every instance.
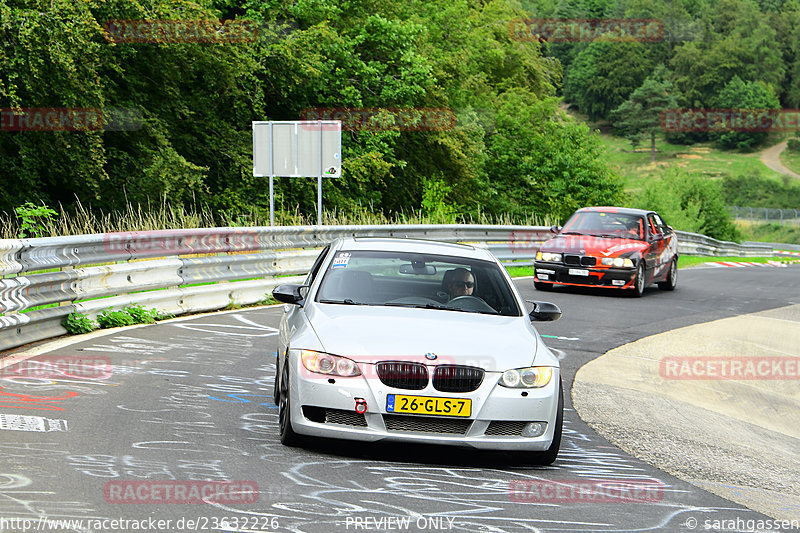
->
[445,268,475,300]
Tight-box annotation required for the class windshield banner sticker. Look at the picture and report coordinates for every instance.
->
[331,252,351,269]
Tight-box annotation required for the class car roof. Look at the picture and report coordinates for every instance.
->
[333,237,494,260]
[577,206,652,217]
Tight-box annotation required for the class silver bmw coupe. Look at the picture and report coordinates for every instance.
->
[272,237,563,464]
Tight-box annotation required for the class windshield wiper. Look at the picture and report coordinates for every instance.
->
[590,233,626,239]
[560,231,585,235]
[384,302,498,315]
[384,302,449,310]
[319,298,362,305]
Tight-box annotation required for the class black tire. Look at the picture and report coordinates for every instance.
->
[630,262,646,297]
[658,258,677,291]
[529,379,563,465]
[534,280,553,291]
[273,356,281,406]
[278,360,303,446]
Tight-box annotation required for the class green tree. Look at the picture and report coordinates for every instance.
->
[711,76,780,150]
[670,0,784,107]
[564,39,653,121]
[634,169,740,241]
[486,92,624,222]
[611,66,679,162]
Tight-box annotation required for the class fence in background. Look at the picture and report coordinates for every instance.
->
[0,225,781,352]
[728,206,800,226]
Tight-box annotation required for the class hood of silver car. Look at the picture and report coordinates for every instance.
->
[306,304,539,371]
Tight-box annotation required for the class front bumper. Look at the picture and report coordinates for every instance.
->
[534,261,636,289]
[287,356,561,451]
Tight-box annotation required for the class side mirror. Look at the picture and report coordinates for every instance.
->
[273,284,305,305]
[528,301,562,322]
[549,225,561,234]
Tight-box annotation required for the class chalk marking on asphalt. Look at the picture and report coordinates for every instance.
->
[541,335,580,341]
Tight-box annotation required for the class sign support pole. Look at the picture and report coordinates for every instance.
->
[317,121,323,225]
[269,122,275,226]
[269,176,274,226]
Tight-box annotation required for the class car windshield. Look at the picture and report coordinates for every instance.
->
[315,250,522,316]
[561,211,645,240]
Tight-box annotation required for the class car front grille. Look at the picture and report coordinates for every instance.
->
[485,421,527,436]
[383,414,472,435]
[432,365,484,393]
[376,362,429,390]
[564,255,596,266]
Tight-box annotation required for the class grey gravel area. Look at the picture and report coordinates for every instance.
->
[572,306,800,523]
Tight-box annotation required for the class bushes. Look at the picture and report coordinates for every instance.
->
[62,305,170,335]
[63,312,97,335]
[122,304,162,325]
[632,169,740,241]
[722,171,800,208]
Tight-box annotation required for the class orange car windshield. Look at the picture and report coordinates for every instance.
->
[561,212,645,240]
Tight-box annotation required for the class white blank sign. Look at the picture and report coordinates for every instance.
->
[253,121,341,178]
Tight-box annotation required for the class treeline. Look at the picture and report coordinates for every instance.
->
[0,0,624,224]
[530,0,800,150]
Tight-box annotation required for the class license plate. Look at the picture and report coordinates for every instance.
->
[568,268,589,276]
[386,394,471,417]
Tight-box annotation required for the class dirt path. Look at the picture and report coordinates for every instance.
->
[760,140,800,178]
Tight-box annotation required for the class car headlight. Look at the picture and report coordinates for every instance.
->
[536,252,562,262]
[500,367,553,388]
[601,257,634,268]
[300,350,361,377]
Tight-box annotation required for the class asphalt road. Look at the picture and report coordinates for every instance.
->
[0,265,798,533]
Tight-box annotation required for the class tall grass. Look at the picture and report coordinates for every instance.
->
[735,220,800,245]
[0,200,551,239]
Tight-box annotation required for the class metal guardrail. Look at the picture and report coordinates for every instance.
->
[744,241,800,254]
[674,231,774,257]
[0,225,788,353]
